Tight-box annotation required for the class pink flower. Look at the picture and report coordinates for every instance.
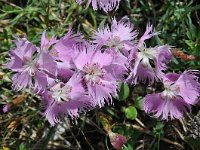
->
[108,131,127,150]
[42,75,92,126]
[73,46,118,107]
[76,0,121,12]
[6,37,57,92]
[143,70,200,120]
[2,104,12,113]
[93,17,137,55]
[127,24,172,84]
[93,17,137,79]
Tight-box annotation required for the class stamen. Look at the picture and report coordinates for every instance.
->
[83,63,105,85]
[51,84,72,104]
[24,59,39,76]
[107,36,123,51]
[162,81,180,99]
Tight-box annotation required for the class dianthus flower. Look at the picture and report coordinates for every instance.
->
[6,35,57,92]
[42,75,92,126]
[76,0,121,12]
[108,131,127,150]
[93,17,137,79]
[93,17,137,55]
[73,46,118,107]
[143,70,200,120]
[127,24,172,84]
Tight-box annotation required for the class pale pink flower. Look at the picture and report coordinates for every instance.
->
[6,37,57,92]
[73,46,118,107]
[108,131,127,150]
[42,75,92,126]
[143,70,200,120]
[127,24,172,84]
[93,17,137,79]
[93,17,137,55]
[76,0,121,12]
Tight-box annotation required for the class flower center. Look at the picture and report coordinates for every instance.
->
[162,81,179,99]
[51,83,72,104]
[83,63,105,84]
[24,58,39,75]
[107,36,124,51]
[138,45,157,66]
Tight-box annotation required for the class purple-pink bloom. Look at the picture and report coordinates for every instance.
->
[93,17,137,55]
[2,104,12,113]
[104,49,127,80]
[143,70,200,120]
[93,17,137,79]
[76,0,121,12]
[127,24,172,85]
[73,46,118,107]
[108,131,127,150]
[127,45,172,84]
[6,37,57,92]
[42,75,92,126]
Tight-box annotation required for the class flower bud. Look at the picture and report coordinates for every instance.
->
[108,130,127,150]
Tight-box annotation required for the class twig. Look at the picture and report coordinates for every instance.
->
[79,128,95,150]
[172,126,185,141]
[135,144,144,150]
[82,118,105,135]
[185,112,192,120]
[179,118,187,133]
[195,10,200,26]
[135,118,146,128]
[68,127,82,150]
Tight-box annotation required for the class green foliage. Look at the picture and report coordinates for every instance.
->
[135,96,143,110]
[123,106,138,120]
[152,122,165,138]
[18,144,26,150]
[118,82,130,101]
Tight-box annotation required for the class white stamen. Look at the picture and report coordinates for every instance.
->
[24,58,38,75]
[137,44,158,66]
[162,81,179,99]
[51,84,72,104]
[83,63,105,85]
[107,36,124,51]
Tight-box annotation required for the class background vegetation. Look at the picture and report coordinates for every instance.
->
[0,0,200,149]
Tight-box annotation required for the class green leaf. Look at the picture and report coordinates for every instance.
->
[18,144,25,150]
[135,96,143,110]
[186,30,192,40]
[155,122,164,130]
[153,122,165,138]
[118,82,130,101]
[124,106,137,120]
[189,23,197,41]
